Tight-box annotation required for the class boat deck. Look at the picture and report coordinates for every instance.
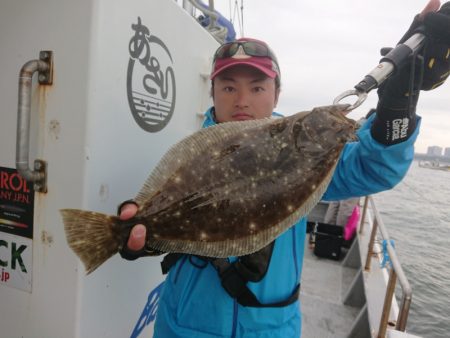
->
[300,202,365,338]
[301,240,361,337]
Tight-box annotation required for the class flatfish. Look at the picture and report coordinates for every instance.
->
[61,104,356,273]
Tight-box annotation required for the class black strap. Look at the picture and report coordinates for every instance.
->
[160,253,300,308]
[161,253,185,274]
[211,258,300,308]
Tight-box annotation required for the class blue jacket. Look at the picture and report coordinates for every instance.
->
[153,108,420,338]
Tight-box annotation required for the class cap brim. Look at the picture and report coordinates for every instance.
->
[210,59,278,80]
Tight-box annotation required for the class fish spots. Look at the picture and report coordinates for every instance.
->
[248,222,258,234]
[200,232,208,241]
[126,105,355,257]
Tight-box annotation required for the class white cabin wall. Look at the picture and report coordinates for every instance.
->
[0,0,219,337]
[1,0,94,337]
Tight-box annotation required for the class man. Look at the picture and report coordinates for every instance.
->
[119,1,450,336]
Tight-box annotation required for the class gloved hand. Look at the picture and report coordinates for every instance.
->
[395,0,450,91]
[372,0,450,145]
[117,200,162,260]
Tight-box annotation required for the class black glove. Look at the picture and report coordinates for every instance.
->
[372,2,450,145]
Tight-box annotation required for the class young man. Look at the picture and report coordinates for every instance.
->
[119,1,449,336]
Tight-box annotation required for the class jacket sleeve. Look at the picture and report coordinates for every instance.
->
[322,113,421,201]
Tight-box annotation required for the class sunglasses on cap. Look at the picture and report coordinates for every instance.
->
[213,41,279,66]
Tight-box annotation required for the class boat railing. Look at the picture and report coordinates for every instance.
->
[359,196,412,337]
[182,0,229,43]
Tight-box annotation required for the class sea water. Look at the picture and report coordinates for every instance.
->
[374,160,450,338]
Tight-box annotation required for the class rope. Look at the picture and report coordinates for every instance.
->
[230,0,244,38]
[380,239,395,268]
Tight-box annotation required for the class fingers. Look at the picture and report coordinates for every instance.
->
[119,203,138,220]
[118,203,145,251]
[419,0,440,20]
[127,224,147,251]
[424,5,450,43]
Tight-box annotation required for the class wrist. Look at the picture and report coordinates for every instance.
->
[371,97,418,146]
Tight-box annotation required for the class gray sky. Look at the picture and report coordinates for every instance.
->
[212,0,450,153]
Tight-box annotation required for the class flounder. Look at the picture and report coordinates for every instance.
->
[61,104,356,273]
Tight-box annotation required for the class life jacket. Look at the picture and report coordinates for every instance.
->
[160,241,300,308]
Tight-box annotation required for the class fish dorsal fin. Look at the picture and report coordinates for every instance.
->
[135,117,273,205]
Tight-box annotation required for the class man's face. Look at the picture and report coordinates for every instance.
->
[212,65,280,123]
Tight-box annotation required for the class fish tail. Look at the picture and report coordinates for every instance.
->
[60,209,122,274]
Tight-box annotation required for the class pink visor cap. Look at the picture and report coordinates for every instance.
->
[210,38,281,80]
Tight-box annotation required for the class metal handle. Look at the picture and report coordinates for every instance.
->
[333,32,426,111]
[16,50,53,193]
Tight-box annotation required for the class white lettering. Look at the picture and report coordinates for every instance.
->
[391,118,409,141]
[400,118,409,138]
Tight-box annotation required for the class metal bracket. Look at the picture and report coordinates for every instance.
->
[33,160,48,193]
[38,50,53,85]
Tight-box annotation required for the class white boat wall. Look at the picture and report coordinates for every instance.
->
[0,0,218,337]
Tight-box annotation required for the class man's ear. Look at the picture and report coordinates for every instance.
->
[210,80,215,99]
[274,88,280,107]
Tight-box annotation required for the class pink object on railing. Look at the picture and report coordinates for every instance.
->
[344,205,360,241]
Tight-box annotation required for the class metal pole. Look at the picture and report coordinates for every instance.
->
[369,197,413,333]
[364,217,378,271]
[359,196,369,234]
[396,291,412,331]
[208,0,216,29]
[378,268,397,338]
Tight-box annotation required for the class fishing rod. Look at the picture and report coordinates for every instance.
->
[334,32,426,111]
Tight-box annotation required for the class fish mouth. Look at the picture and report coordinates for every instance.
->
[331,104,352,120]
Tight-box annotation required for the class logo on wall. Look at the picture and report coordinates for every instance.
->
[127,17,176,133]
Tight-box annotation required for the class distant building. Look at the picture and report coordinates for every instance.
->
[427,146,443,156]
[445,147,450,157]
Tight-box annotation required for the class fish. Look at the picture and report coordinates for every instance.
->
[61,104,356,273]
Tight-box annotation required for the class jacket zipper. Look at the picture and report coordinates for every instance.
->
[292,227,299,281]
[231,299,238,338]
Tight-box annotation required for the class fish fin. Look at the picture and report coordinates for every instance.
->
[60,209,121,274]
[135,118,272,205]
